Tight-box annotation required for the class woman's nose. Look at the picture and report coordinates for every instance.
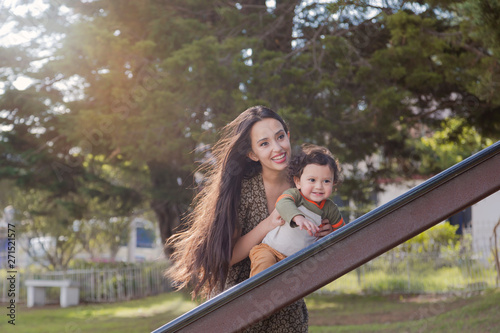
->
[271,140,283,151]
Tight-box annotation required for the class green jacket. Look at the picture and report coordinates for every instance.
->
[276,188,343,228]
[261,188,344,256]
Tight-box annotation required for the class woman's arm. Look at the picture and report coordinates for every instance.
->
[230,209,284,266]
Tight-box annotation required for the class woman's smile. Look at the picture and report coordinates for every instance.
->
[271,152,287,163]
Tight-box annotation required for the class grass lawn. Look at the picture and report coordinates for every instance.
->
[0,292,198,333]
[307,289,500,332]
[1,289,498,332]
[319,266,497,294]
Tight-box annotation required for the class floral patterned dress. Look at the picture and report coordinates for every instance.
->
[225,173,308,332]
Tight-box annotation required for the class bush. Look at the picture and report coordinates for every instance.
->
[319,221,497,294]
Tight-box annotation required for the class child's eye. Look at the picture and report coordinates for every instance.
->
[308,178,315,182]
[324,180,331,184]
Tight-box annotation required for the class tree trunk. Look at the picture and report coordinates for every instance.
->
[151,200,182,256]
[269,0,299,54]
[147,161,188,256]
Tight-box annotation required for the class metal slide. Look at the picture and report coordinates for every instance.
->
[153,141,500,333]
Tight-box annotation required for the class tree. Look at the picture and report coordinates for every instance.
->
[415,118,494,174]
[0,1,144,265]
[50,1,228,250]
[74,216,130,262]
[1,0,499,257]
[11,187,82,270]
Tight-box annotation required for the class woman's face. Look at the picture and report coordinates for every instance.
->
[248,118,291,174]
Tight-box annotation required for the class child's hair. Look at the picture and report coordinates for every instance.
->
[288,144,341,185]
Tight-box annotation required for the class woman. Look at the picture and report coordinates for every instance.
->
[167,106,333,332]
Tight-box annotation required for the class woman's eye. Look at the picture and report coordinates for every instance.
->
[260,142,268,147]
[278,134,285,140]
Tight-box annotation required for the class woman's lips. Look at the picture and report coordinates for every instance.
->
[271,153,287,163]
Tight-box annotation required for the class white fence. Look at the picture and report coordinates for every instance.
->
[0,262,171,304]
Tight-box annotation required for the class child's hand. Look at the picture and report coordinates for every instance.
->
[293,215,319,236]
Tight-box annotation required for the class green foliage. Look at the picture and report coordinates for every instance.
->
[402,222,460,253]
[323,254,497,295]
[7,174,137,269]
[74,216,131,261]
[68,260,148,270]
[1,0,499,247]
[10,187,82,270]
[415,117,495,174]
[323,221,497,295]
[362,274,426,294]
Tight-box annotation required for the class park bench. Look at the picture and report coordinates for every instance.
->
[25,279,80,308]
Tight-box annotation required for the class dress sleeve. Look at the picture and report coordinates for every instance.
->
[324,200,345,231]
[275,188,305,227]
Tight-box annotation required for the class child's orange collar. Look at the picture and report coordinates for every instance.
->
[299,190,326,209]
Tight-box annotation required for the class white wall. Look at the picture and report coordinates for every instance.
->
[471,190,500,256]
[376,180,425,208]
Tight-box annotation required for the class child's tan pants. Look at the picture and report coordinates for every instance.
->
[249,243,287,277]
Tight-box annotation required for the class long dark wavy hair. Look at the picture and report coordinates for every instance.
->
[166,106,289,299]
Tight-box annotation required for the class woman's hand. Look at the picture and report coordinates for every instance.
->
[230,208,284,266]
[266,208,285,232]
[315,219,333,238]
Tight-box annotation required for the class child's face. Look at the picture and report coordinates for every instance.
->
[294,164,334,203]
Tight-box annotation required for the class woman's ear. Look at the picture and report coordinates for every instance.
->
[247,150,259,162]
[287,131,290,139]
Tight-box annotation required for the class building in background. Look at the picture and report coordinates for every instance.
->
[116,217,165,263]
